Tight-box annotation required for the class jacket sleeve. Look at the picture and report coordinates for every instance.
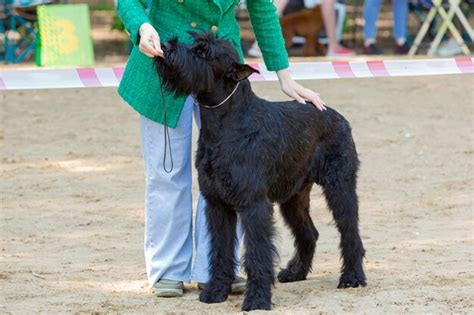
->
[246,0,289,71]
[117,0,151,46]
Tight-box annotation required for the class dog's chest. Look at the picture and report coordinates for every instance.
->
[196,140,253,206]
[196,142,225,187]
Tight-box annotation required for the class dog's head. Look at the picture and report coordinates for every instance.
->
[154,31,259,96]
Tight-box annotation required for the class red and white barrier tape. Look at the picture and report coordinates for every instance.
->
[0,57,472,90]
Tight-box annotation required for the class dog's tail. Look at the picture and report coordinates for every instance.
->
[310,106,359,185]
[310,106,352,141]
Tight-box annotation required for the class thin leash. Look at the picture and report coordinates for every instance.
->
[159,79,173,173]
[148,0,173,173]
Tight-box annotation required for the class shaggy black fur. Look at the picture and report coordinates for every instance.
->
[154,32,366,311]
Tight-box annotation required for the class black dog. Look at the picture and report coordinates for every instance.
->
[155,32,366,311]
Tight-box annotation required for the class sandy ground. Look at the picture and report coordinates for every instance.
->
[1,74,473,314]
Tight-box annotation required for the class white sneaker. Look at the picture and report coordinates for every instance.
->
[437,38,463,57]
[247,47,262,58]
[292,36,306,45]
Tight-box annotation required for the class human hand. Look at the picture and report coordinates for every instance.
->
[276,69,326,111]
[139,23,163,58]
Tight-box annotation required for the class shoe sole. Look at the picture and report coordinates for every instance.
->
[154,289,183,298]
[231,284,246,294]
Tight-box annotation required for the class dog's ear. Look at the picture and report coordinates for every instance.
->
[187,30,199,38]
[187,29,214,41]
[226,62,259,81]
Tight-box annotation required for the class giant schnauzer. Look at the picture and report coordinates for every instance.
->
[154,32,366,311]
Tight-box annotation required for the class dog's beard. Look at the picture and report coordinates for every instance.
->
[155,60,187,95]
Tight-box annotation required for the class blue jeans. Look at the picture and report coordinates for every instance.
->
[363,0,408,41]
[140,96,243,287]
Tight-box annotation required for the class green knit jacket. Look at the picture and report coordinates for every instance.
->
[118,0,289,128]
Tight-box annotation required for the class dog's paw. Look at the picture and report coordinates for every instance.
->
[277,267,307,283]
[199,288,228,304]
[337,270,367,289]
[242,297,272,311]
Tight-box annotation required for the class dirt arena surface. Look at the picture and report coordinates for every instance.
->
[1,74,473,314]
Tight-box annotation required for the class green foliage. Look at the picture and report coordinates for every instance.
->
[112,14,125,32]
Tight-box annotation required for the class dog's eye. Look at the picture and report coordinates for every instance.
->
[196,48,206,58]
[194,43,208,58]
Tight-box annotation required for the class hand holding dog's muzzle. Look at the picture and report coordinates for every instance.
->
[139,23,164,58]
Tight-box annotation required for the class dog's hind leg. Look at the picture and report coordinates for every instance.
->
[199,197,237,304]
[239,198,276,311]
[277,183,319,283]
[318,134,367,289]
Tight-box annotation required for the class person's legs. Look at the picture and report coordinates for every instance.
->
[191,101,244,284]
[192,194,244,283]
[392,0,408,45]
[275,0,290,15]
[192,193,210,283]
[140,97,195,288]
[363,0,384,54]
[322,0,354,56]
[363,0,383,46]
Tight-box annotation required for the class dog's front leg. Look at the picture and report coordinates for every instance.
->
[239,199,277,311]
[199,198,237,304]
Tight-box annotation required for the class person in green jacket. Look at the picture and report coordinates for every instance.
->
[117,0,325,297]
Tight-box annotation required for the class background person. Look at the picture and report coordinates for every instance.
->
[248,0,354,57]
[363,0,410,54]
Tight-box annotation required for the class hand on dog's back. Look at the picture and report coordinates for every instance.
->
[276,69,327,111]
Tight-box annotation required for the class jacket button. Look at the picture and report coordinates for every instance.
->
[211,25,218,33]
[190,22,197,28]
[178,0,184,3]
